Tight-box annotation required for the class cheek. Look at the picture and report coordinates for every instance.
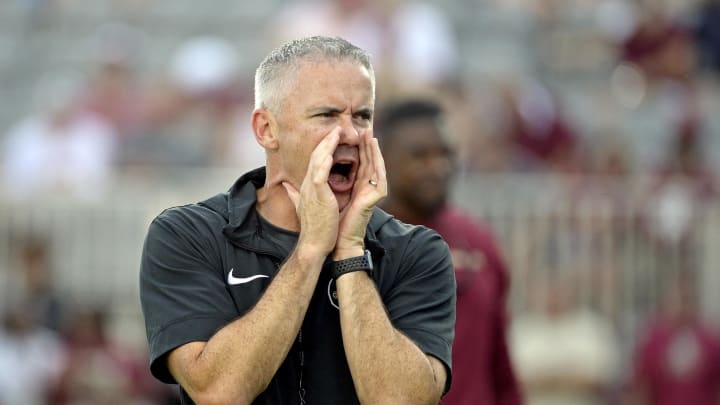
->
[279,130,325,175]
[402,159,425,176]
[391,161,420,184]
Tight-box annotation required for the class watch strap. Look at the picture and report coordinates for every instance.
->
[331,250,373,280]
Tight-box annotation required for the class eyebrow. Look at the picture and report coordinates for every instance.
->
[307,106,344,115]
[306,106,374,116]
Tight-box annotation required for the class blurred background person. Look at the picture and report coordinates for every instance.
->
[0,236,67,404]
[8,236,66,333]
[120,35,249,168]
[1,72,117,199]
[612,3,715,172]
[693,0,720,75]
[637,129,717,275]
[0,299,65,405]
[377,98,522,405]
[510,269,621,405]
[50,306,174,405]
[628,271,720,405]
[494,78,583,173]
[268,0,459,95]
[78,22,148,143]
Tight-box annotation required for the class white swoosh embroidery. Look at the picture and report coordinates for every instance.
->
[227,268,269,285]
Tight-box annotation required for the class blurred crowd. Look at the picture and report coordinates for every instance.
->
[1,0,720,404]
[0,236,179,404]
[1,0,719,193]
[2,0,720,183]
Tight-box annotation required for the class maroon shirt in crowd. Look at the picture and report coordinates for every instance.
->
[634,318,720,405]
[424,206,522,405]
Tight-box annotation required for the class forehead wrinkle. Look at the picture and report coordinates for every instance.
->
[301,94,373,114]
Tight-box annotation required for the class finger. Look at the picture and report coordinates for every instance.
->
[371,137,387,193]
[363,130,377,183]
[357,130,372,180]
[312,155,334,185]
[365,126,374,141]
[281,181,300,208]
[307,127,341,183]
[309,127,341,166]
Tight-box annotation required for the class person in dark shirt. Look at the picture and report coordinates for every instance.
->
[139,36,456,405]
[378,98,522,405]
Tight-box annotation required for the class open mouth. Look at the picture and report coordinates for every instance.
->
[328,160,356,193]
[330,162,352,180]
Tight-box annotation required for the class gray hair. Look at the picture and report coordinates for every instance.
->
[254,36,375,113]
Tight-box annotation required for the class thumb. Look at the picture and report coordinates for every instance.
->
[281,181,300,209]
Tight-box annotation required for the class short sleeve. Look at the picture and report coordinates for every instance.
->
[139,208,236,383]
[383,228,456,392]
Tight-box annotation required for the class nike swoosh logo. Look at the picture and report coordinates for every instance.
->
[227,268,269,285]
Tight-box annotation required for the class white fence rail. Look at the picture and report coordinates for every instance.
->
[1,171,718,347]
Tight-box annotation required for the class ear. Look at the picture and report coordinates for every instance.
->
[252,108,279,150]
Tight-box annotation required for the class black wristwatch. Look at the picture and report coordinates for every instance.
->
[331,249,373,280]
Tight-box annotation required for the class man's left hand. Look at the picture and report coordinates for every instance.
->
[334,129,387,260]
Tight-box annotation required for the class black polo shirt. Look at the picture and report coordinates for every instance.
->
[139,167,456,405]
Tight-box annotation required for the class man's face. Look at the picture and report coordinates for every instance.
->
[384,118,455,216]
[271,60,375,211]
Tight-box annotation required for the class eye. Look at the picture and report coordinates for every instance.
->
[355,111,372,121]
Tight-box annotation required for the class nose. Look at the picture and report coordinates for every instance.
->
[336,115,361,145]
[426,153,455,179]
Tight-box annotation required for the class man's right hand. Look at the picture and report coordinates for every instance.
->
[282,127,343,257]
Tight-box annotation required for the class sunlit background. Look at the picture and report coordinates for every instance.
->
[1,0,719,404]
